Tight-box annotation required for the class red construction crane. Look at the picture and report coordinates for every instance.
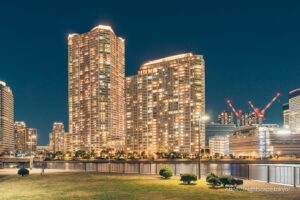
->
[226,99,243,127]
[248,92,281,125]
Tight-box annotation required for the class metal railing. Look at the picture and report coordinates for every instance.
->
[3,160,300,187]
[249,164,300,187]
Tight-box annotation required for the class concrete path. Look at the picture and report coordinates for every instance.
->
[0,168,79,175]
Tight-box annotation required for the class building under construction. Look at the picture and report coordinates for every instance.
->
[229,124,300,157]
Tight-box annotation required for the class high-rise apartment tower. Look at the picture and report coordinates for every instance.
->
[0,81,14,153]
[126,53,205,154]
[68,25,125,152]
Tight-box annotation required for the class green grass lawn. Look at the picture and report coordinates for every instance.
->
[0,173,281,200]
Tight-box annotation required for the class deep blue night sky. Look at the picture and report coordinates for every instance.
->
[1,0,299,145]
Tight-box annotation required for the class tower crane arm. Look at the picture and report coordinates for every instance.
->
[261,93,281,114]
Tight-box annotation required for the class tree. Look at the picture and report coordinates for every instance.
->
[180,174,197,185]
[207,176,221,188]
[116,150,126,160]
[90,150,96,158]
[75,150,86,158]
[159,167,173,179]
[219,175,234,188]
[0,151,5,157]
[18,168,29,176]
[54,151,64,160]
[141,151,148,159]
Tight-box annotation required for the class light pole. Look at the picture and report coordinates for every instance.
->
[197,114,210,180]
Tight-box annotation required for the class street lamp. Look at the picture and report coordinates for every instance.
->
[197,113,210,180]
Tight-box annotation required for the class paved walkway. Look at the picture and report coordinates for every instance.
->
[0,168,79,175]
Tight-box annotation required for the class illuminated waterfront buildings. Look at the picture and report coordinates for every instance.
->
[0,81,14,153]
[218,110,234,125]
[26,128,37,153]
[205,122,235,146]
[126,53,205,154]
[283,89,300,133]
[241,111,257,126]
[209,135,229,156]
[68,25,125,152]
[283,103,290,127]
[49,122,66,153]
[229,124,300,157]
[14,122,27,152]
[14,122,37,153]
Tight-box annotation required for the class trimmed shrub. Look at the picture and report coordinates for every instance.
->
[159,167,173,179]
[207,176,221,188]
[180,174,197,185]
[219,175,233,188]
[18,168,29,176]
[206,172,218,182]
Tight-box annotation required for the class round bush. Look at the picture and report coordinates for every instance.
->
[207,176,221,188]
[219,175,234,187]
[159,167,173,179]
[180,173,197,184]
[18,168,29,176]
[206,172,218,182]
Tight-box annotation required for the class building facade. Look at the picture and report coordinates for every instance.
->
[126,53,205,154]
[64,133,72,153]
[241,111,257,126]
[0,81,14,153]
[14,122,27,152]
[283,103,290,127]
[218,110,234,125]
[229,124,300,157]
[68,25,125,152]
[286,89,300,133]
[205,122,236,147]
[209,135,229,156]
[14,122,37,153]
[26,128,37,153]
[49,122,65,153]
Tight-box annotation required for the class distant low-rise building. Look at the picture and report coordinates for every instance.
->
[36,146,49,153]
[241,111,257,126]
[218,110,234,125]
[229,124,300,157]
[209,135,229,156]
[205,122,235,147]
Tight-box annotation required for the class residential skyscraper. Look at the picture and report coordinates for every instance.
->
[26,128,37,153]
[126,53,205,154]
[218,110,234,125]
[68,25,125,152]
[14,121,37,153]
[14,122,27,152]
[0,81,14,153]
[49,122,65,153]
